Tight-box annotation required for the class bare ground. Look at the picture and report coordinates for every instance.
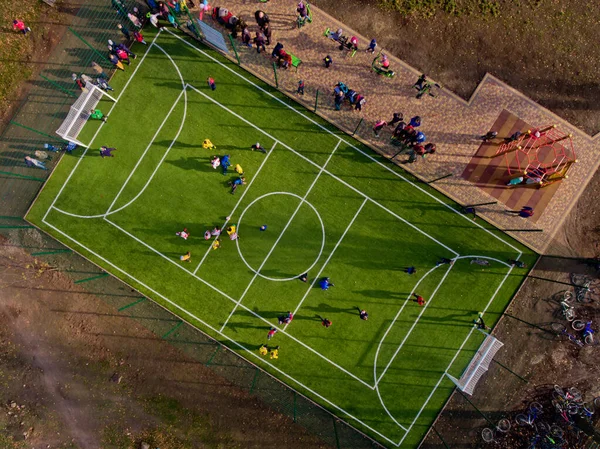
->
[0,241,331,448]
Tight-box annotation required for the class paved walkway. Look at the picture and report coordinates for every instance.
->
[198,0,600,254]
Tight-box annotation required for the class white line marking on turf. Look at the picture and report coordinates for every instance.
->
[101,216,375,389]
[167,28,522,258]
[104,44,186,216]
[185,83,459,257]
[219,142,340,332]
[40,216,397,447]
[192,141,278,275]
[235,192,326,282]
[42,33,161,223]
[285,197,368,331]
[396,258,516,447]
[375,263,454,387]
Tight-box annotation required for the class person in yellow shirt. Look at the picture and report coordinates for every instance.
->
[234,164,244,175]
[212,239,221,250]
[259,344,268,356]
[227,225,236,236]
[270,346,279,360]
[180,251,191,262]
[202,139,216,149]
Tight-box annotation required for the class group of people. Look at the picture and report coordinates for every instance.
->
[374,113,437,164]
[333,82,366,111]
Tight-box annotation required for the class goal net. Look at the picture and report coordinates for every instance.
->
[446,329,504,395]
[56,84,116,147]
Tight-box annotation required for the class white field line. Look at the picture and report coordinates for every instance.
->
[394,257,515,447]
[105,44,186,216]
[375,264,454,386]
[101,216,374,389]
[285,197,368,331]
[53,85,186,219]
[165,28,522,257]
[42,33,161,223]
[185,82,458,257]
[219,139,342,333]
[192,141,278,275]
[40,216,397,447]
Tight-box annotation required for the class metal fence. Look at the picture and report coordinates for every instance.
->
[0,1,383,448]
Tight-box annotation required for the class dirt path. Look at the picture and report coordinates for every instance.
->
[0,240,331,448]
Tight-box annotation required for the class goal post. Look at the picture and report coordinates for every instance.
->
[446,328,504,395]
[56,84,116,147]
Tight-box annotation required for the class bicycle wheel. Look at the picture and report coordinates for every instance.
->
[582,402,595,415]
[530,402,543,414]
[571,273,590,287]
[568,387,583,402]
[568,403,580,415]
[585,333,594,345]
[550,424,564,438]
[564,307,576,321]
[572,320,586,331]
[552,399,564,412]
[562,290,574,302]
[481,427,495,442]
[594,397,600,410]
[515,413,530,426]
[497,418,510,432]
[551,323,566,333]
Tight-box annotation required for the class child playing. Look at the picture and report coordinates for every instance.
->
[207,77,216,90]
[210,155,220,169]
[180,251,191,262]
[203,139,216,149]
[13,19,31,34]
[176,228,189,240]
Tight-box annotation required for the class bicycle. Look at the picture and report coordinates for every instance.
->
[551,323,584,347]
[481,418,511,443]
[516,402,543,427]
[570,273,597,303]
[557,300,575,321]
[572,320,595,345]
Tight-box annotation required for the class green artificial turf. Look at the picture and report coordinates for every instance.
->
[27,27,538,448]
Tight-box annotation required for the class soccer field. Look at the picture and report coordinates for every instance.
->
[27,28,537,447]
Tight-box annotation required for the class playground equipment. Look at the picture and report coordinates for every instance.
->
[371,52,395,78]
[495,125,576,188]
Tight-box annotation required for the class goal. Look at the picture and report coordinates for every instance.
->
[446,328,504,395]
[56,84,116,147]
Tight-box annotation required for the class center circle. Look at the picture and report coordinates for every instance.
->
[236,192,325,282]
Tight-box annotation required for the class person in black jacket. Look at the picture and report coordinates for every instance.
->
[255,10,270,29]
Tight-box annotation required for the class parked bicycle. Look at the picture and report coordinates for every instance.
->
[551,322,584,347]
[516,402,543,427]
[570,273,597,303]
[481,418,511,443]
[558,299,575,321]
[572,320,595,345]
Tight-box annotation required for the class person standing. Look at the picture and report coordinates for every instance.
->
[262,23,272,46]
[267,327,277,340]
[506,206,534,218]
[89,109,107,122]
[251,142,267,153]
[388,112,403,128]
[319,277,334,290]
[412,293,426,306]
[297,80,305,95]
[117,23,131,40]
[207,77,216,90]
[13,19,31,34]
[24,156,47,170]
[319,316,332,327]
[100,146,116,158]
[404,266,416,275]
[366,38,377,53]
[373,120,387,137]
[323,55,333,68]
[91,61,108,79]
[180,251,191,262]
[358,308,368,320]
[254,32,266,54]
[255,10,270,29]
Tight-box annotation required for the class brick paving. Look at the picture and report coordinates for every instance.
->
[199,0,600,254]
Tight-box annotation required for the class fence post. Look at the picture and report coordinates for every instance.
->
[249,367,260,393]
[293,392,297,422]
[40,74,77,98]
[331,417,340,449]
[352,117,363,136]
[68,28,111,64]
[205,345,220,366]
[314,89,319,112]
[228,34,241,65]
[272,62,278,88]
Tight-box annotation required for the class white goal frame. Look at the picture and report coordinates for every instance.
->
[446,328,504,395]
[56,83,116,147]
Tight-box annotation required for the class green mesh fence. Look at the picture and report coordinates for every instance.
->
[0,2,384,447]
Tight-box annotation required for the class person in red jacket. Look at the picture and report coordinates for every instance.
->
[13,19,31,35]
[412,293,426,306]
